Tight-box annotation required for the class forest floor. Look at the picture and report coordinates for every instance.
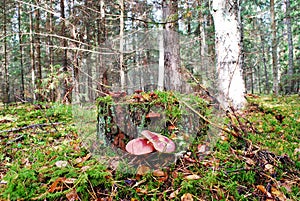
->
[0,94,299,200]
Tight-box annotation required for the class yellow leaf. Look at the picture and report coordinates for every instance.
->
[181,193,194,201]
[184,174,200,180]
[271,187,286,201]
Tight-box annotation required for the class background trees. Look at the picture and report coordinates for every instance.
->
[0,0,299,105]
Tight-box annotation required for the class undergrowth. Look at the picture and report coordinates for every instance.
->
[0,94,299,200]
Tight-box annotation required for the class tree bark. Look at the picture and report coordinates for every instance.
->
[162,0,182,91]
[3,0,10,103]
[270,0,278,95]
[285,0,294,93]
[29,9,36,102]
[34,4,42,101]
[119,0,125,91]
[60,0,71,103]
[18,1,25,100]
[212,0,246,109]
[260,20,270,94]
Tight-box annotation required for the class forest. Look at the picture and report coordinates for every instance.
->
[0,0,299,200]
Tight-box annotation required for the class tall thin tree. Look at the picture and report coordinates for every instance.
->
[285,0,294,93]
[212,0,246,109]
[270,0,278,95]
[3,0,10,103]
[18,1,25,100]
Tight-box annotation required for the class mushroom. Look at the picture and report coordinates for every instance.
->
[125,130,176,155]
[141,130,176,153]
[125,138,155,155]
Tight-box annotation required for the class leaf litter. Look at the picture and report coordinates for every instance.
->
[0,95,299,200]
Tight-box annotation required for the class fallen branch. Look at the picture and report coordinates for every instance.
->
[0,122,63,134]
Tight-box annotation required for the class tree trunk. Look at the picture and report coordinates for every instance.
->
[270,0,278,95]
[3,0,10,103]
[18,1,25,100]
[60,0,70,103]
[34,5,42,101]
[158,29,165,91]
[119,0,125,91]
[212,0,246,109]
[285,0,294,94]
[47,0,55,101]
[96,0,106,96]
[29,9,36,102]
[162,0,182,91]
[260,21,270,94]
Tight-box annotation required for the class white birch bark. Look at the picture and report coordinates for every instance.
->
[212,0,246,109]
[119,0,125,91]
[157,30,165,91]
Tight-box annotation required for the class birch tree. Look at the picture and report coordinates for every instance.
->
[212,0,246,109]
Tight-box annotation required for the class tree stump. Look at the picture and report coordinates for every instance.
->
[96,90,209,168]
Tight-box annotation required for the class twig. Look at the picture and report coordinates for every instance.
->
[0,122,63,134]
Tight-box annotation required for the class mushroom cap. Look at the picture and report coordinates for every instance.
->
[141,130,176,153]
[125,138,155,155]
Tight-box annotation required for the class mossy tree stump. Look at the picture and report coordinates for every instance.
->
[96,90,209,167]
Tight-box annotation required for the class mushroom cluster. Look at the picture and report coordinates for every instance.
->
[125,130,176,155]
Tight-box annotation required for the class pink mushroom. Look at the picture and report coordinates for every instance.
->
[141,130,176,153]
[125,138,155,155]
[125,130,176,155]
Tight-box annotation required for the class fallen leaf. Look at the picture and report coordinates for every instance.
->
[49,177,66,193]
[264,164,275,174]
[136,165,150,176]
[66,188,79,201]
[197,144,207,153]
[184,174,200,180]
[64,178,77,184]
[181,193,194,201]
[169,189,179,199]
[80,166,90,172]
[153,169,166,177]
[294,148,300,154]
[257,185,272,197]
[55,160,68,168]
[244,157,256,166]
[271,187,286,201]
[145,112,161,118]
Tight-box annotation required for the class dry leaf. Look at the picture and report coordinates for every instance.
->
[264,164,275,174]
[153,169,165,177]
[244,157,256,166]
[66,188,79,201]
[271,187,286,201]
[257,185,272,197]
[80,165,90,172]
[197,144,207,153]
[64,178,77,184]
[55,160,68,168]
[184,174,200,180]
[169,189,179,199]
[49,177,66,193]
[181,193,194,201]
[136,165,150,176]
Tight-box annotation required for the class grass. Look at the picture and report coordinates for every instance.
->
[0,94,299,200]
